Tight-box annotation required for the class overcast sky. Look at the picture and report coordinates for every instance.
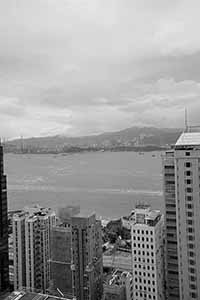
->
[1,0,200,138]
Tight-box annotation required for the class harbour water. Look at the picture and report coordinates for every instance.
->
[5,151,164,219]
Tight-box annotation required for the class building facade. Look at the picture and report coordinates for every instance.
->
[162,150,180,300]
[50,210,103,300]
[130,205,164,300]
[173,131,200,299]
[0,144,9,294]
[13,206,56,293]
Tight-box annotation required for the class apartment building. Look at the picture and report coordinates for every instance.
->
[13,206,56,292]
[130,205,164,300]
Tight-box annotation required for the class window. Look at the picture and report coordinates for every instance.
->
[191,292,197,298]
[190,284,196,290]
[187,212,193,217]
[186,170,191,176]
[186,195,193,201]
[187,204,193,210]
[186,162,191,168]
[190,276,196,282]
[186,152,191,156]
[189,267,196,274]
[189,259,195,265]
[189,251,194,257]
[186,179,192,185]
[187,220,193,225]
[188,244,194,249]
[186,187,193,193]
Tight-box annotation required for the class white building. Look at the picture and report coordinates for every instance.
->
[172,131,200,299]
[13,206,56,293]
[130,205,164,300]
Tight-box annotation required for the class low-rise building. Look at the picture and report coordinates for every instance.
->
[103,270,133,300]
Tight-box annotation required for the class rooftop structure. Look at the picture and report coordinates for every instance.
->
[175,132,200,148]
[130,205,162,227]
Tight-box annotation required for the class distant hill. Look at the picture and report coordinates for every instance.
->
[5,126,182,152]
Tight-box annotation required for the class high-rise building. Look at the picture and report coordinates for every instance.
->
[170,131,200,299]
[0,144,9,294]
[130,204,164,300]
[50,209,103,300]
[162,150,180,300]
[13,206,56,293]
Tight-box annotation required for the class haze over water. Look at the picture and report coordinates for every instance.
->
[5,152,163,219]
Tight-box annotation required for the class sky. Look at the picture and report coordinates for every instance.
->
[1,0,200,138]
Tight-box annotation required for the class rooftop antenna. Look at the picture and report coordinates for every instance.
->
[185,108,189,132]
[20,135,24,153]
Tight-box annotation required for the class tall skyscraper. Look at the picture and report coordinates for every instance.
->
[50,208,103,300]
[172,131,200,299]
[163,150,180,300]
[130,204,164,300]
[13,206,56,293]
[0,144,9,294]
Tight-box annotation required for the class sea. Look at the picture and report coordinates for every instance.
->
[4,151,164,220]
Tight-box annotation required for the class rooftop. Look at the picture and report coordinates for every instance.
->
[175,132,200,147]
[73,211,96,218]
[13,206,55,220]
[5,291,73,300]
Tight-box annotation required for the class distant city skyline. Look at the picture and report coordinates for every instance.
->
[1,0,200,138]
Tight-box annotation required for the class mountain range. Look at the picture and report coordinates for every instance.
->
[5,126,183,151]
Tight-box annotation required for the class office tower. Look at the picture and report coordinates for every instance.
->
[13,206,56,293]
[130,204,164,300]
[50,209,103,300]
[0,144,9,294]
[163,150,179,300]
[171,131,200,299]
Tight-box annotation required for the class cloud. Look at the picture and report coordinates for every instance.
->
[0,0,200,137]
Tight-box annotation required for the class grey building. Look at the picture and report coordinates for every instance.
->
[164,129,200,300]
[0,144,9,295]
[50,209,103,300]
[162,150,179,300]
[174,131,200,299]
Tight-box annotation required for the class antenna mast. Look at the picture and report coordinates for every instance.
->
[185,108,189,132]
